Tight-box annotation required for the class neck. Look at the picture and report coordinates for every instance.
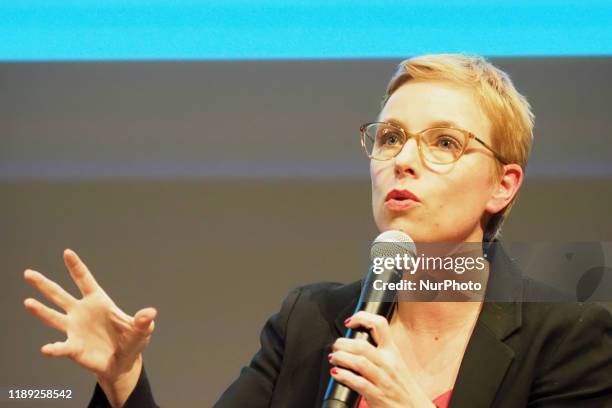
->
[394,301,483,335]
[394,231,489,335]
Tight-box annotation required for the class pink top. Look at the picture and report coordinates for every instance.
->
[357,389,453,408]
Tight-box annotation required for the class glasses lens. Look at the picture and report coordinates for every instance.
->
[421,128,467,164]
[362,123,405,160]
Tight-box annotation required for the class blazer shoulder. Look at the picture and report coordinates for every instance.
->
[519,302,612,379]
[521,301,612,332]
[293,280,361,299]
[291,280,361,314]
[278,280,361,338]
[522,302,612,405]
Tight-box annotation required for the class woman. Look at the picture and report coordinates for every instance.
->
[23,54,612,407]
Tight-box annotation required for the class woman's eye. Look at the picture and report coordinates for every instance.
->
[381,132,401,146]
[435,135,462,150]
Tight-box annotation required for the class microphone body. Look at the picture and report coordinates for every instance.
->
[321,262,402,407]
[322,230,415,408]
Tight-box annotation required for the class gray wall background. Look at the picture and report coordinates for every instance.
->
[2,58,612,407]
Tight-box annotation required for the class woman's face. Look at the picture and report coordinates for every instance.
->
[371,80,502,243]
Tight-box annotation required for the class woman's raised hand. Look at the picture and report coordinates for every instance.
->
[23,249,157,406]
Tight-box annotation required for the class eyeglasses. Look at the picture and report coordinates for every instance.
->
[360,122,508,165]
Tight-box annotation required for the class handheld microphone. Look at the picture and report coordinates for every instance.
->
[322,230,416,408]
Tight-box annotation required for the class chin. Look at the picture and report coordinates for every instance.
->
[374,206,438,242]
[377,217,419,240]
[377,217,452,244]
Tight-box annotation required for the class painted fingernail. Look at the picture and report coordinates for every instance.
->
[330,367,338,375]
[327,353,333,361]
[344,317,351,325]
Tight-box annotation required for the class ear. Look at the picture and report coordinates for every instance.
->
[485,164,524,214]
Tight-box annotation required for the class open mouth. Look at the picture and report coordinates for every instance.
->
[385,189,420,202]
[384,189,420,211]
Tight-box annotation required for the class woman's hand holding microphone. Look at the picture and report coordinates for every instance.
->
[23,249,157,408]
[329,311,436,408]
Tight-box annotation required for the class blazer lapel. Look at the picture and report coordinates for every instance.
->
[449,242,524,407]
[448,301,521,407]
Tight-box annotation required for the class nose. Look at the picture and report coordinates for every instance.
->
[393,137,420,178]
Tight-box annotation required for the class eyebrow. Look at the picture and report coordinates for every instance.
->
[383,117,464,131]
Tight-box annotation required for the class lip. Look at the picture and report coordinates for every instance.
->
[384,189,421,211]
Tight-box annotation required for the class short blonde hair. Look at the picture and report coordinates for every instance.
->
[382,54,535,241]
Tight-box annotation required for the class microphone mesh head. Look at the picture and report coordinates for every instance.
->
[370,230,416,261]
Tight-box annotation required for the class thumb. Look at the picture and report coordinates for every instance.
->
[133,307,157,335]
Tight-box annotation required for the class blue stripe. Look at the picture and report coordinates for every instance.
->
[1,1,611,61]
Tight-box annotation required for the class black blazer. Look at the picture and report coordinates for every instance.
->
[89,244,612,407]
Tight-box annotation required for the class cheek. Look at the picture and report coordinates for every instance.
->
[370,161,389,198]
[441,164,494,219]
[370,161,393,229]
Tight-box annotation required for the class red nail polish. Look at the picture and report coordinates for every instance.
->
[344,317,351,325]
[330,367,338,375]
